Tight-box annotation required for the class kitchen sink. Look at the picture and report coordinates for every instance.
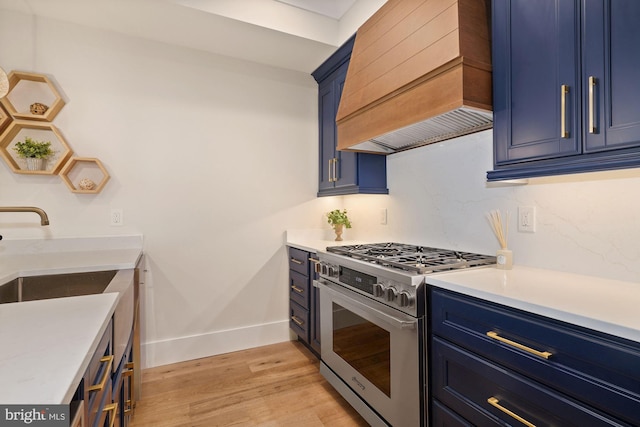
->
[0,270,117,304]
[0,268,136,376]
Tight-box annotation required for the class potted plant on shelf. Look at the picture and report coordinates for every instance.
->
[12,137,54,171]
[326,209,352,241]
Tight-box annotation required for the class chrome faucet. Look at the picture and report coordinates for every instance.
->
[0,206,50,226]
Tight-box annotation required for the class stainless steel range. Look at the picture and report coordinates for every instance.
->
[315,243,495,426]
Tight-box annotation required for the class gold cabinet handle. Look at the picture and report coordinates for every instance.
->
[486,331,552,359]
[561,84,569,138]
[332,158,338,182]
[290,257,303,265]
[589,76,597,134]
[124,363,134,414]
[291,285,304,294]
[328,159,333,182]
[291,316,304,326]
[103,403,118,427]
[488,397,536,427]
[88,355,114,392]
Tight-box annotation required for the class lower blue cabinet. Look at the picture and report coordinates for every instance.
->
[429,287,640,426]
[287,246,320,356]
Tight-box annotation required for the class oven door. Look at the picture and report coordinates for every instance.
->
[317,278,422,427]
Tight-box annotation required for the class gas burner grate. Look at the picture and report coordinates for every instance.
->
[327,243,496,274]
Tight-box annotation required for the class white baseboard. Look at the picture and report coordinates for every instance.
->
[141,320,291,368]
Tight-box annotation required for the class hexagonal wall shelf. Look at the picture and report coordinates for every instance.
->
[0,71,66,122]
[0,103,11,134]
[0,121,73,174]
[59,157,110,194]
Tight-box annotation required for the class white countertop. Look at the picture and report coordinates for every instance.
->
[286,232,640,344]
[285,229,373,254]
[426,266,640,343]
[0,293,118,404]
[0,235,143,404]
[0,235,143,284]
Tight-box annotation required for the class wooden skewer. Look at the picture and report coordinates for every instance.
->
[488,210,509,249]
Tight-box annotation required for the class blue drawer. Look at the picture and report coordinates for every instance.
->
[289,270,310,309]
[432,337,629,426]
[289,300,309,343]
[288,247,310,276]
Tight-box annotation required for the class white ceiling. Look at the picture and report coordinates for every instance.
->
[0,0,385,73]
[274,0,357,19]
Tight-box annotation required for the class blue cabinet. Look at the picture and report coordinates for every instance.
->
[489,0,640,180]
[312,35,388,196]
[429,287,640,426]
[288,246,320,356]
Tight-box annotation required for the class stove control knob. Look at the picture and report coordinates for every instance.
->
[327,265,338,278]
[385,286,398,302]
[373,283,385,298]
[320,262,329,276]
[398,291,414,307]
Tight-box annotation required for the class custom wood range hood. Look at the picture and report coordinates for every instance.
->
[336,0,492,154]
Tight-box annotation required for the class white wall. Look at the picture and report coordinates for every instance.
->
[3,7,638,370]
[0,11,345,367]
[344,130,640,283]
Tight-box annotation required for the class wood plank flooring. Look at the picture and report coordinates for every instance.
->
[130,340,368,427]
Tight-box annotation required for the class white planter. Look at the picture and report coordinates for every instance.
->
[25,158,46,171]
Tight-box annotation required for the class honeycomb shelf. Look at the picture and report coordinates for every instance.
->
[0,121,73,174]
[0,71,66,122]
[0,103,11,134]
[59,157,110,193]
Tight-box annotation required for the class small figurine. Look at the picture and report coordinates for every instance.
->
[78,178,95,190]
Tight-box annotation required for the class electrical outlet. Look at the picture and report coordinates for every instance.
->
[380,208,388,225]
[110,208,123,226]
[518,206,536,232]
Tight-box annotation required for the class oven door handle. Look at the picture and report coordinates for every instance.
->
[316,280,417,330]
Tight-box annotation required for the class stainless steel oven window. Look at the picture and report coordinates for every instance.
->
[332,302,391,397]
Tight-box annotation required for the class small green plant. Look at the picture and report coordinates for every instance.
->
[13,137,53,159]
[326,209,352,228]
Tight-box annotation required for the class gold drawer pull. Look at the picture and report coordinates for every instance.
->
[290,258,303,265]
[124,399,133,414]
[488,397,536,427]
[123,362,135,414]
[486,331,552,359]
[291,316,304,326]
[103,403,118,427]
[291,285,304,294]
[88,355,114,392]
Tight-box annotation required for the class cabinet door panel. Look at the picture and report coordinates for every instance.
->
[584,0,640,151]
[314,35,387,196]
[318,81,336,192]
[493,0,580,164]
[333,69,358,189]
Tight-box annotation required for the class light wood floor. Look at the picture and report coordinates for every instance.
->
[130,341,369,427]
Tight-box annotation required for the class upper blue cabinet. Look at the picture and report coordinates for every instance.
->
[312,36,388,197]
[489,0,640,180]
